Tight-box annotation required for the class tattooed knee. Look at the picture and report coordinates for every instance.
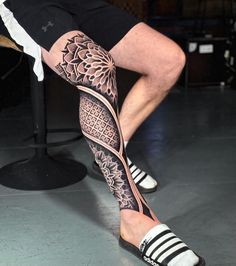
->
[55,32,118,104]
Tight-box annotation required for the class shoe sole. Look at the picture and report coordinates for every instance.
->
[119,236,206,266]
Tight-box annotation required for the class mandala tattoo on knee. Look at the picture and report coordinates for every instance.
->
[55,32,154,219]
[55,32,117,106]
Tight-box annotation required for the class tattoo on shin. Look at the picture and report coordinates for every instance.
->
[89,141,137,209]
[55,32,154,219]
[79,92,120,151]
[79,91,138,210]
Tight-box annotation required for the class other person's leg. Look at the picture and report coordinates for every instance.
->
[108,23,186,193]
[110,22,186,143]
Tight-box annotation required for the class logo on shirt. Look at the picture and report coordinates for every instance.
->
[42,21,54,32]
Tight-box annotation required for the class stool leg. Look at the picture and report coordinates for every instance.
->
[0,55,87,190]
[28,57,47,158]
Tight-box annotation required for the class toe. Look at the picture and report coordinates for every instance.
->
[139,175,158,189]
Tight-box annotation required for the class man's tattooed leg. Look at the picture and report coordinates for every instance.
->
[41,31,204,265]
[55,32,155,219]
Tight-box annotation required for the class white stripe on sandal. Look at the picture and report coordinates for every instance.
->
[139,224,201,265]
[127,158,158,192]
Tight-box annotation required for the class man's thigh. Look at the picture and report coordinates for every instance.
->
[109,22,183,75]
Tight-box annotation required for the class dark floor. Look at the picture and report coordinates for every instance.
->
[0,87,236,266]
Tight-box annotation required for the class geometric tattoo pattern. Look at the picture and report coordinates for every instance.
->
[55,32,155,220]
[80,92,120,150]
[55,32,117,106]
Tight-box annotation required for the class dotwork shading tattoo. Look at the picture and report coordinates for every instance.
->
[90,142,137,209]
[79,91,137,210]
[80,92,120,151]
[55,32,117,105]
[55,32,155,219]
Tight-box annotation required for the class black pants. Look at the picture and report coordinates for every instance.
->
[0,0,140,51]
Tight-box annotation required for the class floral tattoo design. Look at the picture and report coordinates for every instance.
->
[55,32,117,105]
[79,91,138,210]
[89,143,137,209]
[55,32,154,218]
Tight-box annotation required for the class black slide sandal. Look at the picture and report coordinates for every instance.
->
[119,224,206,266]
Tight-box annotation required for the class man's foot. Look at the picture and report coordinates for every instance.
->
[127,157,158,193]
[92,159,158,194]
[120,210,205,266]
[120,210,161,248]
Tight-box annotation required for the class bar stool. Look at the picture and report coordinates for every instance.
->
[0,35,87,190]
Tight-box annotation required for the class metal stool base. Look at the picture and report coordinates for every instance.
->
[0,155,87,190]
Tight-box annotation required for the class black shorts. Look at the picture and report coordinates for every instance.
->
[1,0,140,51]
